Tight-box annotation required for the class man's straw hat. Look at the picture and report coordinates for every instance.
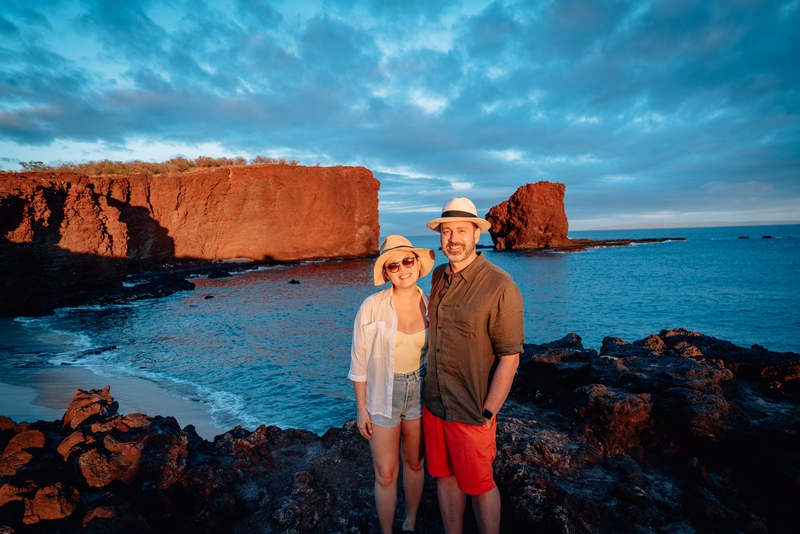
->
[426,197,491,232]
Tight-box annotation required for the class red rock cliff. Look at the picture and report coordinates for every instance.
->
[486,181,571,250]
[0,165,379,315]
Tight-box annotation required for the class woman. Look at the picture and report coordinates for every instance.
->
[349,235,435,534]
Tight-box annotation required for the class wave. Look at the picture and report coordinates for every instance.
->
[59,347,263,432]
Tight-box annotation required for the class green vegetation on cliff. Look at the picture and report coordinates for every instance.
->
[15,155,302,176]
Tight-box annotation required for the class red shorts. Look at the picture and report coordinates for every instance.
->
[422,405,497,495]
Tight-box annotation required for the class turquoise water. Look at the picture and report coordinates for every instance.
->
[1,225,798,435]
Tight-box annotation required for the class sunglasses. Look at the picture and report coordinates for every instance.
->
[384,256,416,273]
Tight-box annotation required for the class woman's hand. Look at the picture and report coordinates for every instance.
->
[352,381,372,439]
[357,407,373,440]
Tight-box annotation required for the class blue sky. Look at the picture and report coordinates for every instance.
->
[2,0,798,235]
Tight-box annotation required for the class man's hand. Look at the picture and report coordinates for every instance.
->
[481,353,520,427]
[483,412,494,428]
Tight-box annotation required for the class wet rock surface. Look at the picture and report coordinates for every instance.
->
[1,329,797,533]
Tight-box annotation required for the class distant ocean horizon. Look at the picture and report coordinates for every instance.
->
[577,220,800,231]
[396,219,800,235]
[1,224,798,437]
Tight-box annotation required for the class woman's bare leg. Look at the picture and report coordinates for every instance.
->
[370,423,402,534]
[400,417,425,531]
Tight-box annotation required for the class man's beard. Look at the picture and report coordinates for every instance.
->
[443,238,476,263]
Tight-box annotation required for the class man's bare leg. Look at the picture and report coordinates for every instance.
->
[436,475,466,534]
[471,484,501,534]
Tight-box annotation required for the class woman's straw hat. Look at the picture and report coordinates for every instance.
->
[426,197,491,232]
[373,235,435,286]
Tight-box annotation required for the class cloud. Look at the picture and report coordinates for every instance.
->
[701,180,774,196]
[1,0,798,233]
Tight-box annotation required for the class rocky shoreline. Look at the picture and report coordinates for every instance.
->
[1,329,798,533]
[550,236,686,251]
[3,173,688,317]
[0,166,379,317]
[24,233,688,314]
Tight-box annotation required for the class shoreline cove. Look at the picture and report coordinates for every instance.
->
[1,329,796,436]
[1,224,798,440]
[0,364,221,440]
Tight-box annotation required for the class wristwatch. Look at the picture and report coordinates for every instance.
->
[482,408,494,420]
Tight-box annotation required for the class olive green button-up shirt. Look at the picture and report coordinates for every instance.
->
[423,253,525,425]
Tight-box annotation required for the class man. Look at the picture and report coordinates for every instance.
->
[423,197,524,534]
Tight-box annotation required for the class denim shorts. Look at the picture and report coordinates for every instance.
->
[371,367,424,428]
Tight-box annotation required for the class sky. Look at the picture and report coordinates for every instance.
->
[1,0,799,235]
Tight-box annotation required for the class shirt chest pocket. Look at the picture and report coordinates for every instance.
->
[364,321,390,358]
[449,304,481,338]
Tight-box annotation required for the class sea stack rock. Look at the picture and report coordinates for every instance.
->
[0,165,379,316]
[486,181,571,250]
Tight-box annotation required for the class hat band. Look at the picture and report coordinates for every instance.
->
[441,209,478,218]
[381,244,413,254]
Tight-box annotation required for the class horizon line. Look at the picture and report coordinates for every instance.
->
[573,220,800,231]
[394,220,800,237]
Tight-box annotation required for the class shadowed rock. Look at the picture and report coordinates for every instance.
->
[0,329,798,533]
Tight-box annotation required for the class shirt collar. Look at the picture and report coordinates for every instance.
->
[445,251,485,283]
[380,284,427,303]
[377,286,393,303]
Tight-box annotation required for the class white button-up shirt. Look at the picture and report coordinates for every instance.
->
[348,286,429,417]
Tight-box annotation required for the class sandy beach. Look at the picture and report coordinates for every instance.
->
[0,364,223,440]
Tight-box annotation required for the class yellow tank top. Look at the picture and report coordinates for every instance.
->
[394,328,428,374]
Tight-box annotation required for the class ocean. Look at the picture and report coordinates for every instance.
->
[1,224,798,437]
